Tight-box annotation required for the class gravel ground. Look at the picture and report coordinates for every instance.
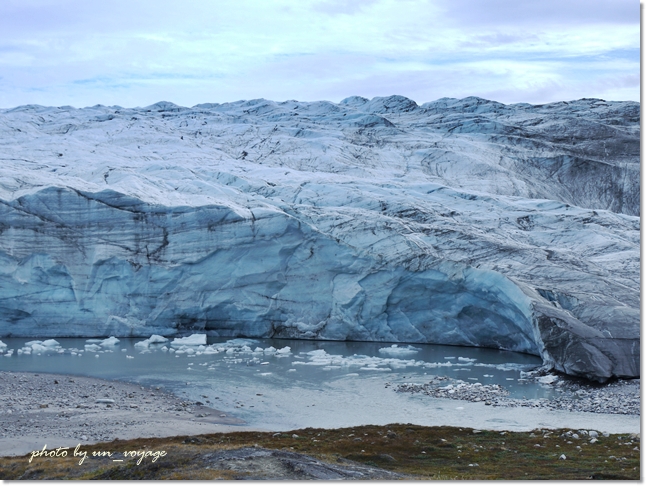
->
[395,373,640,415]
[0,372,259,456]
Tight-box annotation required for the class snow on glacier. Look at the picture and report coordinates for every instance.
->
[0,96,639,382]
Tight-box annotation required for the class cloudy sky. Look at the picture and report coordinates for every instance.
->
[0,0,639,108]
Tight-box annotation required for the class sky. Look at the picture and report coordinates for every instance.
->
[0,0,639,108]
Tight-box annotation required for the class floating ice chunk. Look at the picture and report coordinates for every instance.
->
[378,344,420,357]
[538,374,559,384]
[99,336,120,347]
[275,346,291,355]
[41,339,61,348]
[85,344,101,352]
[222,338,258,348]
[171,334,206,346]
[458,357,477,363]
[444,357,456,360]
[423,361,457,368]
[20,340,62,354]
[149,334,169,344]
[0,340,6,350]
[264,346,277,354]
[135,334,169,348]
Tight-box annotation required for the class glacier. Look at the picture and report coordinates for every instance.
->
[0,95,639,382]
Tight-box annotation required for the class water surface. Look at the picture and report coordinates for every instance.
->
[0,337,637,433]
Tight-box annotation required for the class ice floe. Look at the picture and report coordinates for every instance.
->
[171,334,206,346]
[135,334,169,348]
[378,344,420,357]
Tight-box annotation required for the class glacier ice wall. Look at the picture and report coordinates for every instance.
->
[0,96,639,381]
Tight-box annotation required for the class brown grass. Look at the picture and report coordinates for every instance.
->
[0,424,639,480]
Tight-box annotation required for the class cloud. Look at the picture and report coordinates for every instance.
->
[436,0,637,27]
[0,0,639,107]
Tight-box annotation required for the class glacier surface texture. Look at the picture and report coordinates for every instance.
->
[0,95,639,382]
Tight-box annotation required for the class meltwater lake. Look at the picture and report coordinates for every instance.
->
[0,336,638,433]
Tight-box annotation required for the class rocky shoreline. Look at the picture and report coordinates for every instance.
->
[395,371,640,415]
[0,371,258,456]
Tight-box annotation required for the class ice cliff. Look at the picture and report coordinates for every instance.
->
[0,96,639,382]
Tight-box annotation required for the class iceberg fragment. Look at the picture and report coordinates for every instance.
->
[171,334,206,347]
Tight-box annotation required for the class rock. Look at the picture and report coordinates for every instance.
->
[95,399,115,404]
[559,454,567,460]
[201,447,408,480]
[0,97,639,382]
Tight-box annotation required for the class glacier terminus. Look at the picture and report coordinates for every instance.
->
[0,95,639,382]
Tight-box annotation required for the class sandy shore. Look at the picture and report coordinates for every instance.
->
[0,372,261,456]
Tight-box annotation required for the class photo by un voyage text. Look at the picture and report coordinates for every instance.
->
[28,444,167,465]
